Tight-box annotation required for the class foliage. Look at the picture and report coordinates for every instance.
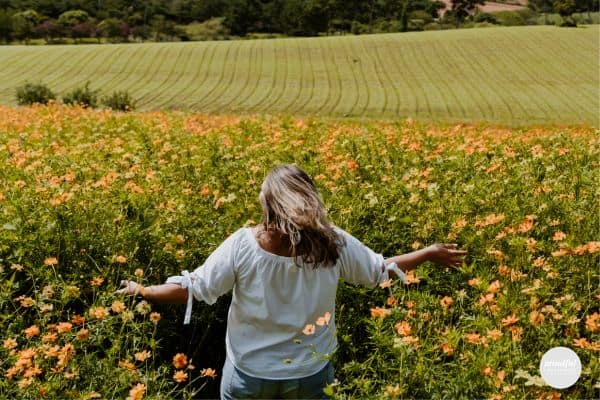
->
[98,18,130,42]
[489,9,537,25]
[0,105,598,399]
[57,10,90,28]
[554,0,577,25]
[180,18,230,41]
[14,82,56,105]
[102,90,136,111]
[473,12,498,23]
[63,82,100,108]
[450,0,486,25]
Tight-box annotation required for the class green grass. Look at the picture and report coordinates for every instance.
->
[0,25,598,125]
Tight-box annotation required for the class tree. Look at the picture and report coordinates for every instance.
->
[12,9,42,43]
[71,21,98,42]
[553,0,576,25]
[451,0,485,26]
[99,18,128,42]
[58,10,90,28]
[0,9,13,44]
[36,19,63,43]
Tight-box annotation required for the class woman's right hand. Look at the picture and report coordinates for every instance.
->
[425,243,468,268]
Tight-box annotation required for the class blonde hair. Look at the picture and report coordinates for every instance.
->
[259,164,344,267]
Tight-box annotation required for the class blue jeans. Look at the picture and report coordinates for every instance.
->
[220,357,335,399]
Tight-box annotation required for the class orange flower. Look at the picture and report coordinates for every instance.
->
[17,296,35,308]
[23,365,42,378]
[173,370,188,383]
[394,321,412,336]
[572,338,590,349]
[404,271,421,285]
[516,216,535,233]
[3,338,17,350]
[400,335,420,348]
[76,329,90,341]
[585,313,599,333]
[172,353,188,369]
[453,218,468,230]
[149,312,161,324]
[486,329,503,341]
[440,296,453,310]
[111,301,126,314]
[201,368,218,378]
[370,307,392,319]
[134,268,145,277]
[24,325,40,338]
[529,311,545,326]
[90,307,109,320]
[552,231,567,241]
[482,366,493,376]
[127,383,145,400]
[302,324,316,335]
[71,314,85,325]
[316,312,331,326]
[468,278,481,286]
[488,280,503,294]
[501,314,519,327]
[115,255,127,264]
[587,241,600,253]
[509,326,523,342]
[465,332,483,345]
[200,185,211,197]
[379,279,392,289]
[44,257,58,266]
[90,277,104,286]
[56,322,72,334]
[386,296,397,307]
[134,350,151,362]
[475,213,505,228]
[118,360,136,372]
[346,160,359,171]
[441,342,454,356]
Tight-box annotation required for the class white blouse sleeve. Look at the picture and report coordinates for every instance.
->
[336,228,386,289]
[166,229,241,323]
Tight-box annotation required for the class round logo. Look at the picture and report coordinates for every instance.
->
[539,347,581,389]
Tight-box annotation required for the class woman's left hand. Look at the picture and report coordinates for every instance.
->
[116,280,141,296]
[426,243,468,268]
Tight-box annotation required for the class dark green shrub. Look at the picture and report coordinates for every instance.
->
[423,22,442,30]
[102,90,136,111]
[63,81,99,108]
[15,81,55,105]
[492,9,536,25]
[474,12,498,23]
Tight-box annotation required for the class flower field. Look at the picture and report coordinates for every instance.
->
[0,104,598,399]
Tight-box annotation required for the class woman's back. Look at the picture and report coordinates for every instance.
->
[170,226,384,380]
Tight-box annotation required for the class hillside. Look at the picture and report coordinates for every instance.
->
[0,25,598,125]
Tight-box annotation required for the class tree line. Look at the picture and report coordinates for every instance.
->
[0,0,597,44]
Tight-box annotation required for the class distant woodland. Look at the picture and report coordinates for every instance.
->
[0,0,597,43]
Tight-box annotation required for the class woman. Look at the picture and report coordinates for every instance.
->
[118,164,467,399]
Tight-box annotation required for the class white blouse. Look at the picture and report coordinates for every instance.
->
[166,226,399,379]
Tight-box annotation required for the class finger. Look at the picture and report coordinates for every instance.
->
[450,250,468,255]
[444,243,458,249]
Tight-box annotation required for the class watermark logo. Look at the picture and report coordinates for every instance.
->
[539,347,581,389]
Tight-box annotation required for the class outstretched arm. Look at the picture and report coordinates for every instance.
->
[384,243,467,278]
[117,281,188,304]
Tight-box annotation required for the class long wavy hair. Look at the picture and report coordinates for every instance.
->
[259,164,345,267]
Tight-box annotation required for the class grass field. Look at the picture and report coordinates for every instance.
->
[0,26,598,125]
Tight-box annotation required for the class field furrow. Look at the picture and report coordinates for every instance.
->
[190,41,236,110]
